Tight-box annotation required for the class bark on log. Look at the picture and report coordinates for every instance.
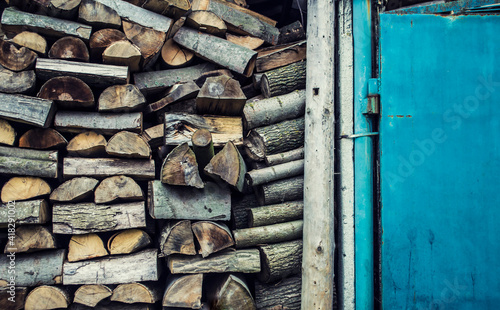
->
[11,0,81,19]
[226,33,264,50]
[231,193,259,229]
[98,84,145,112]
[0,146,58,178]
[52,201,146,234]
[95,175,144,204]
[74,285,113,307]
[211,274,256,310]
[0,249,65,286]
[278,20,306,45]
[186,11,227,36]
[0,286,26,310]
[249,200,303,227]
[146,81,199,114]
[256,175,304,205]
[168,249,260,274]
[161,142,204,189]
[265,147,304,166]
[78,0,122,28]
[123,20,166,69]
[255,40,306,73]
[68,233,109,262]
[148,180,231,220]
[63,157,155,180]
[106,131,151,159]
[0,93,55,128]
[111,282,162,304]
[233,220,303,248]
[107,229,151,255]
[261,61,306,98]
[159,220,196,257]
[1,176,52,203]
[50,177,99,203]
[0,66,36,94]
[102,40,142,72]
[19,128,67,150]
[48,36,90,62]
[36,58,130,87]
[254,275,301,310]
[0,199,49,227]
[54,111,142,135]
[141,0,192,19]
[0,39,37,72]
[38,76,95,110]
[192,129,214,173]
[192,221,234,257]
[196,75,246,116]
[163,274,203,309]
[193,0,276,26]
[24,286,70,310]
[63,248,159,285]
[257,239,302,283]
[66,131,107,157]
[89,28,127,62]
[173,27,257,77]
[246,159,304,186]
[4,225,56,253]
[160,38,195,69]
[204,141,247,192]
[11,31,48,55]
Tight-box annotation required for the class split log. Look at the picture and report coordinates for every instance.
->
[0,146,58,178]
[249,201,303,227]
[257,239,302,283]
[38,76,95,110]
[192,221,234,257]
[192,129,214,173]
[0,39,37,71]
[12,31,48,55]
[193,0,277,26]
[256,176,304,205]
[164,113,243,147]
[123,20,165,69]
[0,249,65,286]
[146,81,199,114]
[68,233,109,262]
[1,176,51,203]
[53,201,146,234]
[243,90,306,131]
[111,283,162,304]
[94,175,144,204]
[107,229,151,255]
[63,157,155,180]
[0,199,49,227]
[1,7,92,40]
[173,27,257,77]
[11,0,81,19]
[186,11,227,36]
[74,285,113,307]
[67,131,107,157]
[141,124,164,148]
[196,75,246,116]
[71,302,155,310]
[24,286,70,310]
[211,274,255,310]
[256,40,306,72]
[204,141,247,192]
[141,0,191,19]
[19,128,67,150]
[36,58,129,87]
[98,84,145,112]
[0,66,36,94]
[159,220,196,257]
[160,38,195,68]
[134,62,217,95]
[246,159,304,186]
[4,225,56,253]
[0,286,27,310]
[231,193,259,229]
[63,248,159,285]
[194,68,233,87]
[163,274,203,309]
[0,93,55,128]
[0,119,16,146]
[265,146,304,166]
[78,0,122,28]
[161,143,203,188]
[148,180,231,220]
[254,275,301,310]
[244,117,305,161]
[102,40,142,72]
[278,20,306,45]
[166,15,187,39]
[233,220,303,248]
[89,28,127,62]
[106,131,151,159]
[54,111,142,135]
[168,249,260,274]
[261,61,306,98]
[226,33,264,50]
[48,37,90,62]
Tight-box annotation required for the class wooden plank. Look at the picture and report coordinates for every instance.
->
[0,146,58,178]
[0,199,49,228]
[168,249,260,274]
[0,93,55,128]
[54,111,142,135]
[63,157,155,180]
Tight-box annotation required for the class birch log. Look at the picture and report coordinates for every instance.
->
[246,159,304,186]
[0,146,58,178]
[233,220,303,248]
[0,93,55,128]
[54,111,142,135]
[168,249,260,274]
[63,157,155,180]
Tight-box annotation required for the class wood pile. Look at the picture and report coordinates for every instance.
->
[0,0,307,309]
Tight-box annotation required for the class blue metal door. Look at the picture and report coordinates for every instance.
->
[379,11,500,309]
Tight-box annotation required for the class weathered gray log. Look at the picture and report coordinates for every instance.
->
[1,7,92,40]
[192,221,234,257]
[196,75,246,116]
[246,159,304,186]
[78,0,122,28]
[98,84,145,112]
[231,193,259,229]
[278,21,306,45]
[74,285,113,307]
[173,27,257,77]
[163,274,203,309]
[50,177,99,203]
[233,220,303,248]
[63,157,155,180]
[148,180,231,220]
[257,239,302,283]
[54,111,142,135]
[38,76,95,110]
[243,89,305,131]
[53,201,146,234]
[255,40,306,73]
[36,58,129,87]
[261,61,306,98]
[211,274,256,310]
[249,201,303,227]
[0,249,64,286]
[265,147,304,166]
[159,220,197,257]
[257,175,304,205]
[0,146,58,178]
[0,286,26,310]
[255,275,301,310]
[63,248,159,285]
[0,93,55,128]
[168,249,260,274]
[0,199,49,227]
[146,81,200,114]
[0,66,36,94]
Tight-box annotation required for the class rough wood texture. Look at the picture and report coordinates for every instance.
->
[1,7,92,40]
[194,69,233,87]
[106,131,151,158]
[0,66,36,94]
[19,128,67,150]
[111,283,161,304]
[63,248,159,285]
[256,40,306,73]
[255,275,301,310]
[67,131,107,157]
[212,274,255,310]
[231,193,259,229]
[53,201,146,234]
[205,141,246,192]
[233,220,303,248]
[257,239,302,283]
[168,249,260,274]
[1,176,51,203]
[123,20,166,69]
[159,220,197,257]
[78,0,122,28]
[163,274,203,309]
[95,175,143,204]
[265,147,304,166]
[257,175,304,205]
[74,285,113,307]
[36,58,130,87]
[246,159,304,186]
[107,229,151,255]
[0,286,26,310]
[192,221,234,257]
[194,0,276,26]
[148,180,231,220]
[165,113,243,147]
[278,21,306,45]
[192,128,214,173]
[50,177,99,203]
[141,124,164,148]
[261,61,306,98]
[0,93,55,128]
[98,84,145,112]
[161,143,204,188]
[186,10,226,36]
[12,31,48,55]
[174,27,257,77]
[11,0,81,19]
[160,38,194,68]
[64,157,155,180]
[54,111,142,135]
[0,199,49,227]
[0,119,15,146]
[5,225,56,253]
[68,233,109,262]
[49,36,90,62]
[0,146,58,178]
[196,75,246,116]
[24,286,70,310]
[146,81,199,114]
[89,28,127,62]
[0,249,64,286]
[102,40,142,72]
[0,39,37,72]
[226,33,264,50]
[249,200,303,227]
[38,76,95,109]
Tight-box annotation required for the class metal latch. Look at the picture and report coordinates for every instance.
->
[363,78,380,115]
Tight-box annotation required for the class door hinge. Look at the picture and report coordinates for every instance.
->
[363,78,380,115]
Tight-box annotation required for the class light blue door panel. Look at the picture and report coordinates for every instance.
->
[380,13,500,309]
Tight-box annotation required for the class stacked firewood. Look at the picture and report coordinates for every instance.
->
[0,0,306,309]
